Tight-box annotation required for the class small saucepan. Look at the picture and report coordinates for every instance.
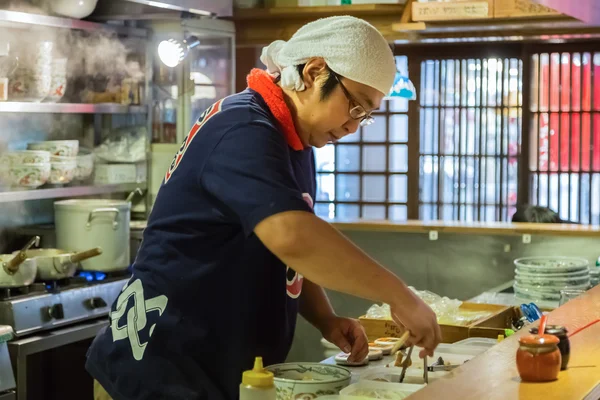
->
[0,236,40,287]
[18,247,103,281]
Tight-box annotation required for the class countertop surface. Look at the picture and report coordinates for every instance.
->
[406,285,600,400]
[127,219,600,238]
[328,219,600,237]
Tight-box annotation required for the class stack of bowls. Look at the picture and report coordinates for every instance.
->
[0,150,51,189]
[514,257,590,302]
[10,41,54,102]
[74,148,94,181]
[46,58,68,103]
[27,140,79,185]
[591,262,600,288]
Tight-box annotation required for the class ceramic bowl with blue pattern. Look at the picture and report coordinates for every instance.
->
[266,362,351,400]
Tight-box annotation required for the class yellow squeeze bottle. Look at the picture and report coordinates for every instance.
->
[240,357,276,400]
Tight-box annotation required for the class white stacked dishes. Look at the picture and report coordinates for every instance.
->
[590,265,600,288]
[513,257,590,302]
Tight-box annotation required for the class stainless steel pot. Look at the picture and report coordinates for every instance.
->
[55,199,130,271]
[0,236,40,287]
[18,247,103,280]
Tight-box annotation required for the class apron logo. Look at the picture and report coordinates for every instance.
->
[164,99,224,184]
[110,279,168,361]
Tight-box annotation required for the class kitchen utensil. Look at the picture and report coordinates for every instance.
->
[1,150,51,165]
[28,140,79,157]
[520,303,543,323]
[538,315,548,336]
[51,0,98,19]
[559,289,586,306]
[5,162,51,189]
[423,357,428,384]
[516,334,561,382]
[3,236,39,275]
[55,199,130,271]
[126,187,144,203]
[20,247,102,280]
[515,257,589,274]
[49,158,77,185]
[74,148,94,181]
[390,330,411,355]
[399,345,414,383]
[0,236,40,288]
[530,325,570,370]
[266,363,351,399]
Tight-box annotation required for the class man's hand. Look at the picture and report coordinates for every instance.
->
[321,316,369,363]
[391,296,441,359]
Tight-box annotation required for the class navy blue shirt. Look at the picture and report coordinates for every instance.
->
[86,89,316,400]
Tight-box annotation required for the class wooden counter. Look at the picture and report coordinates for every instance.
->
[407,285,600,400]
[329,219,600,238]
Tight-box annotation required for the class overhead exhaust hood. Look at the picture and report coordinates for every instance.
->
[91,0,232,20]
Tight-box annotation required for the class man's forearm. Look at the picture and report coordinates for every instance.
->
[299,279,336,331]
[255,211,417,309]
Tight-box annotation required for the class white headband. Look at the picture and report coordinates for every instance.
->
[260,16,397,96]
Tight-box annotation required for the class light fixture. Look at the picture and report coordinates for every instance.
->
[158,36,200,68]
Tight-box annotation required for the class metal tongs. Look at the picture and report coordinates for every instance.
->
[426,356,462,372]
[398,345,414,383]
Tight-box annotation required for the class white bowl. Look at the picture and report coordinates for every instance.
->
[74,148,94,180]
[50,0,98,19]
[6,163,51,188]
[0,150,50,165]
[266,363,351,400]
[49,160,77,184]
[28,140,79,157]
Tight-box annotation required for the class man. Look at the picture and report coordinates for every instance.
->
[87,16,441,400]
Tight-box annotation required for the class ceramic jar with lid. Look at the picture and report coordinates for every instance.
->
[516,334,562,382]
[529,325,570,370]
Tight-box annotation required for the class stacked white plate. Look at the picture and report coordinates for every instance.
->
[591,264,600,288]
[513,257,590,302]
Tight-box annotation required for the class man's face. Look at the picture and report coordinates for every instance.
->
[293,59,386,148]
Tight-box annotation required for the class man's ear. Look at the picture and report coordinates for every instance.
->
[301,58,329,91]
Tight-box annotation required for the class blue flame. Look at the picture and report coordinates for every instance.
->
[77,271,107,282]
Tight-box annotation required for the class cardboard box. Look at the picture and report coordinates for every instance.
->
[412,1,492,22]
[359,303,511,343]
[494,0,560,18]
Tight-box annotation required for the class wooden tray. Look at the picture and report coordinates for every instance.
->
[359,302,511,343]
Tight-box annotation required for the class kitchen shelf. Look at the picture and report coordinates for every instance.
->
[0,102,148,114]
[232,5,598,45]
[0,182,146,203]
[231,4,405,20]
[0,9,147,37]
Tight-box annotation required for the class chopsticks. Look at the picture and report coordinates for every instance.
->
[390,330,411,355]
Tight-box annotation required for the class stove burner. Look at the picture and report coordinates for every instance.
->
[78,271,107,282]
[0,271,131,300]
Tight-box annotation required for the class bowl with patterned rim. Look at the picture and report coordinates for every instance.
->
[266,362,351,400]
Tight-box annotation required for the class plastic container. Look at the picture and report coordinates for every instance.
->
[359,366,436,385]
[340,380,424,399]
[453,337,497,349]
[240,357,276,400]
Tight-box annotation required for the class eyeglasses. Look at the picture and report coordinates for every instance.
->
[333,73,375,127]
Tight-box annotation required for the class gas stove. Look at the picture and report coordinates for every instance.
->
[0,272,129,337]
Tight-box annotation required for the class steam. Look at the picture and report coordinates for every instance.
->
[0,1,145,230]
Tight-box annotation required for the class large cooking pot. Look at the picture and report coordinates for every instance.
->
[0,236,40,287]
[18,247,102,280]
[55,199,130,271]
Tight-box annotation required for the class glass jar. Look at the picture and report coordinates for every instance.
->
[516,334,561,382]
[529,325,570,370]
